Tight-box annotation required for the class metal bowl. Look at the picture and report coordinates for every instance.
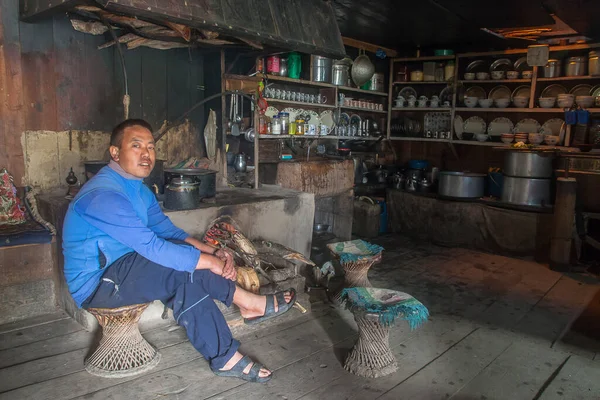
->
[351,53,375,87]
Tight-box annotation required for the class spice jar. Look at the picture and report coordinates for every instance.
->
[271,115,282,135]
[295,117,305,135]
[258,113,270,135]
[444,60,455,81]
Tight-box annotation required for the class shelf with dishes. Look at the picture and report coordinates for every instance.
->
[258,135,381,140]
[264,74,334,89]
[453,113,566,147]
[393,81,451,85]
[392,107,452,112]
[459,79,531,84]
[266,98,336,109]
[389,137,450,143]
[538,75,600,82]
[337,85,388,97]
[341,105,387,114]
[392,55,455,62]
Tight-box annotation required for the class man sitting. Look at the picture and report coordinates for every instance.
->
[62,119,296,383]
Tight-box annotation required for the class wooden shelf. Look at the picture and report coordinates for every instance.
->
[453,140,502,147]
[266,98,336,108]
[392,55,455,62]
[341,106,387,114]
[393,81,451,85]
[264,74,334,89]
[337,86,388,97]
[459,79,531,84]
[455,107,600,113]
[537,75,600,82]
[392,107,452,112]
[389,137,450,143]
[258,135,382,140]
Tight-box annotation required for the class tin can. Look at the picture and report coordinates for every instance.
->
[266,55,281,75]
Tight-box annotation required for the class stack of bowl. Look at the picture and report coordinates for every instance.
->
[538,97,556,108]
[464,96,478,108]
[495,98,511,108]
[528,133,544,145]
[557,94,575,108]
[512,97,529,108]
[506,71,519,79]
[501,133,515,144]
[514,133,529,143]
[544,135,560,146]
[478,98,494,108]
[576,96,594,108]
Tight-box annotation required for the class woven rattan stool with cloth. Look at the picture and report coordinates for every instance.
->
[327,240,384,288]
[340,287,429,378]
[85,303,161,378]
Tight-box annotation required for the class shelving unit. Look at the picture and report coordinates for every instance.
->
[458,79,531,84]
[266,98,336,108]
[341,106,387,114]
[391,107,452,112]
[389,137,450,143]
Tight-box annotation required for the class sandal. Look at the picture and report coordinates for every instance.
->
[212,355,272,383]
[244,288,297,325]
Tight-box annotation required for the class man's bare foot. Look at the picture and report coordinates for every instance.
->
[237,290,294,319]
[219,351,271,379]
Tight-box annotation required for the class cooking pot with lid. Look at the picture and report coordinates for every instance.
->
[438,171,485,199]
[164,176,200,210]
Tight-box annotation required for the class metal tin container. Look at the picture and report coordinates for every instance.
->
[311,56,332,83]
[501,176,552,207]
[503,150,554,178]
[565,56,587,77]
[589,51,600,76]
[543,59,561,78]
[164,168,217,199]
[332,61,350,86]
[438,171,485,199]
[369,72,385,92]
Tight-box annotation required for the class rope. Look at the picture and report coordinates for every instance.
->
[123,94,131,120]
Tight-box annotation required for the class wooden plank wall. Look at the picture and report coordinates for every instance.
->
[0,1,206,186]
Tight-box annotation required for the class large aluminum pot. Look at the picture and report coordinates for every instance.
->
[332,62,350,86]
[438,171,485,199]
[589,51,600,76]
[543,59,561,78]
[566,56,587,77]
[312,56,332,83]
[501,176,552,207]
[503,150,554,178]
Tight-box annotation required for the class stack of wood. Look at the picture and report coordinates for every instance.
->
[70,6,264,51]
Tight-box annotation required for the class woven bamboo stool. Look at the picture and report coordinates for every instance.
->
[341,253,382,288]
[85,303,161,378]
[344,311,397,378]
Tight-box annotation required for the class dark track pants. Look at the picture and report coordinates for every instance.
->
[82,250,239,370]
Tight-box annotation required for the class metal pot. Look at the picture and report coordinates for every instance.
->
[566,56,587,77]
[164,176,200,210]
[503,150,554,178]
[312,56,332,83]
[332,62,350,86]
[438,171,485,199]
[501,176,552,207]
[543,59,561,78]
[234,153,247,172]
[164,168,217,199]
[589,51,600,76]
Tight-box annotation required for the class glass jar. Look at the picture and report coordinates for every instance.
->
[258,113,270,135]
[271,115,282,135]
[279,112,289,135]
[295,117,305,135]
[444,60,455,81]
[288,121,296,135]
[435,63,445,82]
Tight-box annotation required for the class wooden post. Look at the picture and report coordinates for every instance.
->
[220,50,227,186]
[549,177,577,271]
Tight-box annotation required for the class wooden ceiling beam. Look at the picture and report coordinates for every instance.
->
[342,36,398,57]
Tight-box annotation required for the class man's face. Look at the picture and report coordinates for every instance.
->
[109,125,156,178]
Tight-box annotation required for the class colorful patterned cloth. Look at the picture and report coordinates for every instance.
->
[327,239,384,264]
[340,287,429,330]
[0,169,26,225]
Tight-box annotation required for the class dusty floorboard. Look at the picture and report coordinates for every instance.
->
[1,235,600,400]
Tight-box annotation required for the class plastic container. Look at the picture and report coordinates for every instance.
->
[271,115,282,135]
[287,52,302,79]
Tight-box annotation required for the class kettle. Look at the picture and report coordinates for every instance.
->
[234,153,247,172]
[392,172,406,189]
[405,177,418,192]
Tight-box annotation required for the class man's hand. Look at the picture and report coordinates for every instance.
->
[215,248,236,281]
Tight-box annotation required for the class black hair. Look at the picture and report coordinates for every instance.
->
[110,119,154,148]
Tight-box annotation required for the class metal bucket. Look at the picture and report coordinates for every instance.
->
[312,56,332,83]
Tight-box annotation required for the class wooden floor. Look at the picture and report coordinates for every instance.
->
[2,235,600,400]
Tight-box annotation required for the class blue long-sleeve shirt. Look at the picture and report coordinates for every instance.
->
[62,162,200,306]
